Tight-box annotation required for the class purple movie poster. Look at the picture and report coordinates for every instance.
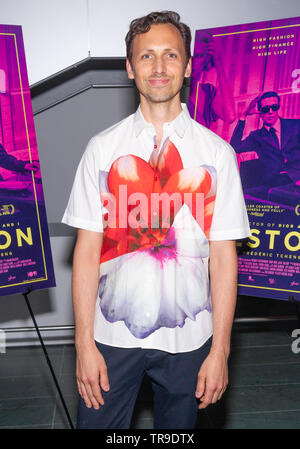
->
[0,25,55,296]
[189,17,300,301]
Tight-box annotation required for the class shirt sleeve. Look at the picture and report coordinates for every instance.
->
[209,141,251,241]
[61,137,103,232]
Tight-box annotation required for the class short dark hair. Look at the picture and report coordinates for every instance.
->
[258,91,280,110]
[125,11,191,65]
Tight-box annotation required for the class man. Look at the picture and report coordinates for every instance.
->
[62,11,250,429]
[230,91,300,187]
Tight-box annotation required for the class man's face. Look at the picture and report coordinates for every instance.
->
[260,96,280,127]
[126,23,191,105]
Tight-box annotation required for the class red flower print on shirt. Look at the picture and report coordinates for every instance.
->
[100,139,216,263]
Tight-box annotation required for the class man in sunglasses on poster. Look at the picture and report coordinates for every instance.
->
[230,91,300,188]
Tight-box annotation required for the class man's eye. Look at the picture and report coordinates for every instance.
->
[142,54,151,59]
[167,53,177,58]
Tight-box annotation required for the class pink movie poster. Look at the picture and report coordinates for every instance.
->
[0,24,55,296]
[189,17,300,301]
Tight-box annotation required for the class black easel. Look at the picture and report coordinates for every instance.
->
[22,288,74,429]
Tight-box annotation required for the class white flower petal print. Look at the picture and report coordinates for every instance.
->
[99,250,162,338]
[202,165,217,200]
[99,225,210,339]
[172,204,209,259]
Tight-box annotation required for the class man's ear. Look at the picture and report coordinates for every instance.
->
[126,59,135,80]
[184,57,192,78]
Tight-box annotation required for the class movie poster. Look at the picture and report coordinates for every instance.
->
[189,17,300,301]
[0,24,55,296]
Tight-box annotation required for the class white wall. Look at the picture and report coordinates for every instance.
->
[1,0,89,85]
[89,0,300,58]
[1,0,300,85]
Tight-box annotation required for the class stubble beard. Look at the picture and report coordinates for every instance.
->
[138,78,183,105]
[142,89,180,104]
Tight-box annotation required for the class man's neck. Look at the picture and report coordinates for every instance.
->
[140,96,183,147]
[264,117,280,130]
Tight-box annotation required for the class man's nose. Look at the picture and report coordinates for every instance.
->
[152,56,166,74]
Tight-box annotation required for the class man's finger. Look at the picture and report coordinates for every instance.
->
[217,384,227,401]
[198,383,216,409]
[211,387,223,404]
[198,396,210,409]
[76,378,83,397]
[99,366,110,394]
[217,388,225,401]
[203,385,214,404]
[90,377,105,406]
[84,381,102,409]
[195,375,205,399]
[79,382,92,409]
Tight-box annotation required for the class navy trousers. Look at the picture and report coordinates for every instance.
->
[77,337,212,429]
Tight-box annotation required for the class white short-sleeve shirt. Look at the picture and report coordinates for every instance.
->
[62,104,250,353]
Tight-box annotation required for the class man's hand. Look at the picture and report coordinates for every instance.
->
[240,95,261,120]
[76,342,110,410]
[195,350,228,409]
[197,239,237,409]
[206,40,223,68]
[24,162,39,172]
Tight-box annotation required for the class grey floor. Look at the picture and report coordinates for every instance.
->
[0,296,299,429]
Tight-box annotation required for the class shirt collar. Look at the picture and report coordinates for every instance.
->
[133,103,191,139]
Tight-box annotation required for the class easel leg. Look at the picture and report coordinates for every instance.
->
[23,289,74,429]
[288,296,300,333]
[295,301,300,330]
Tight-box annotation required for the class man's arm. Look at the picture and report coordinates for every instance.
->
[230,96,261,153]
[0,144,39,174]
[195,240,237,409]
[0,143,27,172]
[230,119,248,152]
[72,228,110,410]
[230,119,259,155]
[208,41,236,124]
